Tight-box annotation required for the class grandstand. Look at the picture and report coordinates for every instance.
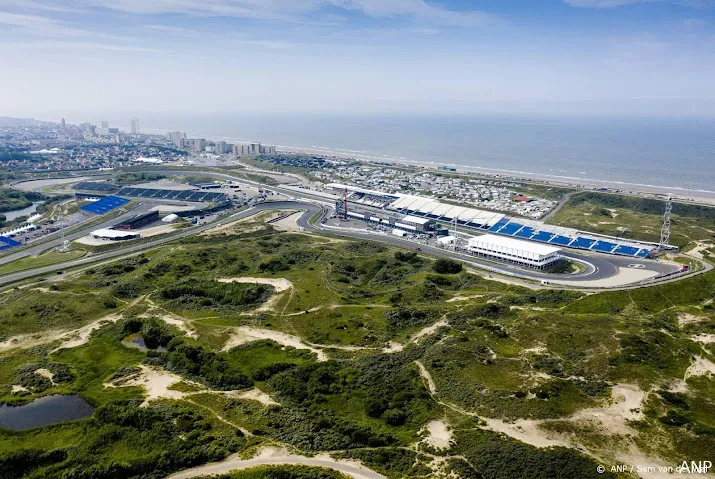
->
[0,236,22,251]
[114,187,229,203]
[389,195,506,229]
[80,196,130,215]
[488,218,654,258]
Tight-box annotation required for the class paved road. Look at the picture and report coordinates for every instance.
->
[0,199,681,289]
[168,456,386,479]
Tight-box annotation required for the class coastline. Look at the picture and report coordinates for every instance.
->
[142,127,715,206]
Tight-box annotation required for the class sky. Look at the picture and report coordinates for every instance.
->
[0,0,714,119]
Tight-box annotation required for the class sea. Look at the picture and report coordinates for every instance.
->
[139,114,715,195]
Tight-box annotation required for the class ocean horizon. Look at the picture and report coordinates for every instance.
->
[134,113,715,193]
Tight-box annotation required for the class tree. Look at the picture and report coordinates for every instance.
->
[433,258,462,274]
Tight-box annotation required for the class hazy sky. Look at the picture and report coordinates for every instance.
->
[0,0,714,118]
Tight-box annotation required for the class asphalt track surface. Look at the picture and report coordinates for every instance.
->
[0,198,680,289]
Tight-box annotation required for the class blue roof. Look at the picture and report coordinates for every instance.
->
[592,241,617,253]
[614,245,640,256]
[635,249,651,258]
[571,237,597,249]
[531,231,555,243]
[499,222,523,236]
[0,236,21,250]
[514,227,535,239]
[489,218,510,232]
[80,196,130,215]
[549,235,574,246]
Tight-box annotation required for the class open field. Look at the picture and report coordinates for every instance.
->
[548,192,715,248]
[0,207,713,479]
[0,249,86,277]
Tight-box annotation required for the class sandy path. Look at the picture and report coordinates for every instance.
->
[678,312,708,328]
[167,447,385,479]
[221,326,327,361]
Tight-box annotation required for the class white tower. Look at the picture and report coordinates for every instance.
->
[659,195,672,252]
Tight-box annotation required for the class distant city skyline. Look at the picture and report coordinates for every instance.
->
[0,1,714,118]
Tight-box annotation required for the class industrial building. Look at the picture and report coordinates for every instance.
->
[344,210,436,233]
[467,234,562,270]
[90,229,140,241]
[113,211,159,230]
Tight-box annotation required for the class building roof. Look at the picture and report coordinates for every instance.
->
[91,228,138,239]
[469,234,560,256]
[402,215,432,225]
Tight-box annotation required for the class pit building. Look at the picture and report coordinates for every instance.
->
[467,234,562,270]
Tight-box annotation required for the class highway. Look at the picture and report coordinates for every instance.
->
[0,199,682,290]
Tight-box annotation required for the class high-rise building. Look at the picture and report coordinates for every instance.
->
[101,121,109,129]
[216,141,227,154]
[194,138,206,152]
[250,143,261,155]
[130,117,139,134]
[232,144,241,156]
[174,137,185,149]
[61,118,66,129]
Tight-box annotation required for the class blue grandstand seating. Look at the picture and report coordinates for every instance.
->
[80,195,130,215]
[515,227,535,239]
[549,235,574,246]
[591,241,617,253]
[0,236,22,251]
[499,222,523,236]
[489,218,510,232]
[614,245,640,256]
[531,231,555,243]
[635,249,650,258]
[571,237,597,249]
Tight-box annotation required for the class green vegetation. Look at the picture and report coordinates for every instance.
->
[549,192,715,247]
[0,249,86,276]
[198,466,349,478]
[1,215,713,478]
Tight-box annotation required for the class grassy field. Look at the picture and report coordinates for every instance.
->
[1,214,714,478]
[548,192,715,248]
[0,249,86,276]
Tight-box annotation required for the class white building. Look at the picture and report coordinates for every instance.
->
[467,234,562,270]
[90,229,140,241]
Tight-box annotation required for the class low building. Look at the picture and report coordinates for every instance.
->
[90,228,140,241]
[113,211,160,230]
[467,234,562,270]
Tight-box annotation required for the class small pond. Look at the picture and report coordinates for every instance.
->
[3,202,42,221]
[122,334,167,352]
[0,395,94,431]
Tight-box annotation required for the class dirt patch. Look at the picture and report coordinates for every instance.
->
[571,384,644,435]
[421,419,453,450]
[482,418,567,448]
[446,294,484,303]
[11,385,29,393]
[692,333,715,344]
[227,388,279,406]
[678,312,708,328]
[34,368,55,384]
[105,365,191,406]
[685,355,715,379]
[221,326,327,361]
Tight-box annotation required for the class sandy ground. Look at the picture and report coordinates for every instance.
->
[52,311,124,352]
[446,294,484,303]
[482,418,566,448]
[684,241,714,260]
[138,224,178,238]
[692,333,715,344]
[143,311,198,339]
[11,385,29,393]
[221,326,327,361]
[421,419,453,450]
[270,211,302,232]
[678,312,708,328]
[553,267,658,288]
[14,177,89,192]
[571,384,644,435]
[201,211,281,237]
[150,204,197,213]
[105,365,281,407]
[34,368,55,384]
[227,388,280,406]
[167,446,386,479]
[685,355,715,379]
